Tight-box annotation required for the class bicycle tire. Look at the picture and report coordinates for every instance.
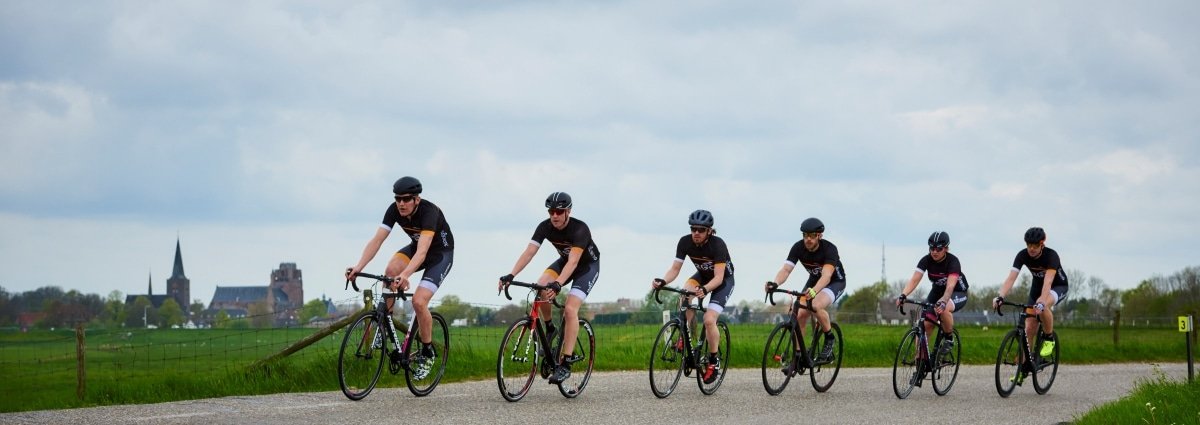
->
[648,320,685,398]
[405,312,449,397]
[760,323,795,395]
[496,317,539,402]
[809,322,842,392]
[932,328,961,396]
[696,320,730,395]
[994,329,1022,398]
[1032,333,1059,394]
[892,328,920,399]
[338,313,386,401]
[557,319,595,398]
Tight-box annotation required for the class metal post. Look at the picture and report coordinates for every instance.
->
[76,324,86,400]
[1188,315,1195,383]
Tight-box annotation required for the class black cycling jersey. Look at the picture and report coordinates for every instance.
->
[916,252,969,293]
[785,239,847,287]
[380,199,454,251]
[674,234,735,283]
[531,217,600,264]
[1012,247,1069,288]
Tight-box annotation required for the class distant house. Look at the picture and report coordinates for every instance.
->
[203,263,305,327]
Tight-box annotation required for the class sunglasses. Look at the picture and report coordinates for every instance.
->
[394,195,417,204]
[548,208,568,216]
[803,232,821,239]
[690,226,709,234]
[929,245,947,252]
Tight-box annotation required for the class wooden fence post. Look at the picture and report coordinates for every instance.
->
[76,324,86,400]
[1112,310,1120,346]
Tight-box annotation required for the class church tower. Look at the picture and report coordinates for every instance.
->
[166,238,191,310]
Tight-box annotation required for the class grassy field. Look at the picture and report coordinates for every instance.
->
[0,321,1193,413]
[1072,368,1200,424]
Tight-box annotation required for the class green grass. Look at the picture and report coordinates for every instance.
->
[1072,369,1200,425]
[0,321,1190,413]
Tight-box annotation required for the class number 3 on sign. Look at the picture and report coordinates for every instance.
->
[1180,316,1194,332]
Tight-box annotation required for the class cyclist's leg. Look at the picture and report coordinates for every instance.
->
[943,291,968,335]
[812,281,845,333]
[682,276,703,331]
[558,261,598,363]
[1040,286,1067,336]
[703,277,733,356]
[384,247,414,314]
[413,251,452,346]
[536,262,564,330]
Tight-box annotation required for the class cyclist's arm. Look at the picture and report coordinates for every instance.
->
[812,264,835,293]
[508,243,539,277]
[660,259,684,285]
[997,269,1019,298]
[941,274,959,304]
[900,270,923,297]
[772,263,795,285]
[351,227,391,274]
[704,263,726,293]
[1038,269,1057,303]
[398,230,434,281]
[556,247,584,284]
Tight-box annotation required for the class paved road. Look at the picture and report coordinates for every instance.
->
[1,363,1189,424]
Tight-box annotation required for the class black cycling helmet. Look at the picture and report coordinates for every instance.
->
[688,209,714,227]
[800,217,825,233]
[928,231,950,248]
[545,191,573,209]
[392,176,422,195]
[1024,227,1046,244]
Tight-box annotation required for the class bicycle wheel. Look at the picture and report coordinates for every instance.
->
[891,328,920,399]
[338,313,386,401]
[994,329,1023,398]
[648,320,685,398]
[932,329,961,396]
[405,312,449,397]
[809,322,843,392]
[496,317,539,402]
[557,319,595,398]
[1032,333,1059,395]
[760,323,795,395]
[696,320,730,395]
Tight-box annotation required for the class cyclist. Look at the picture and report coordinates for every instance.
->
[992,227,1069,379]
[895,231,969,357]
[651,209,736,385]
[498,191,600,385]
[764,217,846,362]
[346,176,452,368]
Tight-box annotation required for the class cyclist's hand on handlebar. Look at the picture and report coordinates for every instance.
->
[498,274,514,292]
[895,294,906,307]
[992,296,1004,309]
[764,281,778,292]
[344,266,361,289]
[652,278,666,288]
[935,300,947,314]
[547,281,562,292]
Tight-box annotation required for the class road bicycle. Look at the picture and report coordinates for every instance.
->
[994,298,1060,397]
[760,283,843,395]
[647,280,730,398]
[337,272,449,400]
[496,279,595,401]
[892,298,961,399]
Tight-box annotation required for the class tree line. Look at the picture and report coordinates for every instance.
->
[3,265,1196,330]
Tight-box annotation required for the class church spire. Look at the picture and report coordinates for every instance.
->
[148,270,153,296]
[171,238,186,279]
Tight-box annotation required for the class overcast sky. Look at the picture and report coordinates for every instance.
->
[2,1,1197,310]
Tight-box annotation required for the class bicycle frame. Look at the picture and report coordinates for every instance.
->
[353,274,417,368]
[654,285,710,370]
[998,300,1045,371]
[500,280,570,375]
[899,299,950,370]
[768,288,819,369]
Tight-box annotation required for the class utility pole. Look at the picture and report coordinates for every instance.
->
[143,305,149,328]
[881,242,887,283]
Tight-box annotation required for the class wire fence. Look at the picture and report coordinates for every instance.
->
[0,295,1190,411]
